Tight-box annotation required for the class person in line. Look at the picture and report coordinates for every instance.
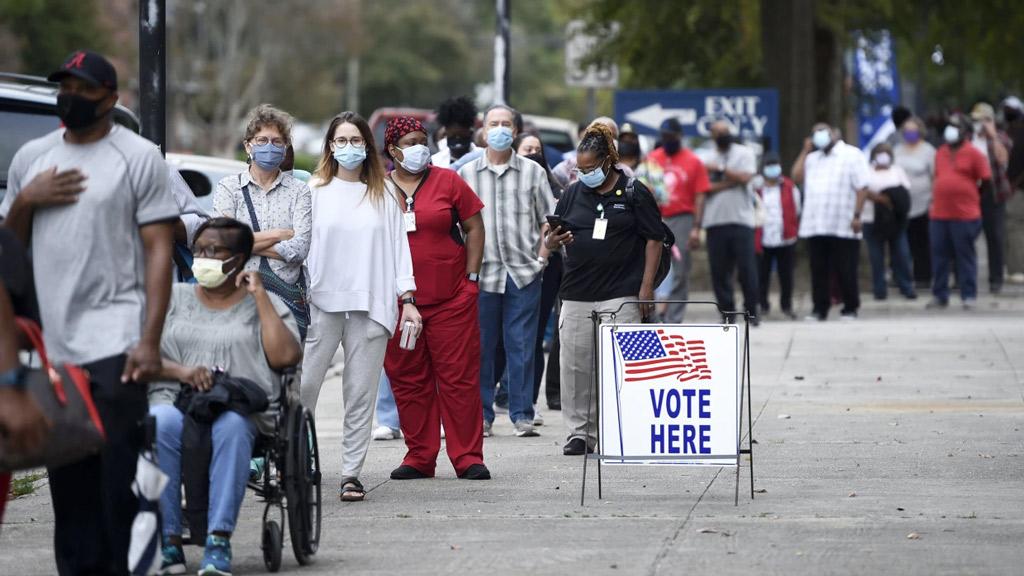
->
[792,122,871,321]
[383,116,490,480]
[546,123,664,455]
[617,123,642,171]
[299,112,421,501]
[515,132,565,423]
[213,104,312,338]
[859,143,916,301]
[927,114,993,309]
[969,102,1012,294]
[149,218,302,576]
[1,50,177,575]
[643,118,710,323]
[689,120,759,324]
[432,96,478,169]
[459,105,554,439]
[894,116,936,289]
[754,152,801,319]
[1002,96,1024,284]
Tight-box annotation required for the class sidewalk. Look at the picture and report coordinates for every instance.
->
[2,291,1023,575]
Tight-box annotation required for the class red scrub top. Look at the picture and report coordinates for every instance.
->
[395,167,484,306]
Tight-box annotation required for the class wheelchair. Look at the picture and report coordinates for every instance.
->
[247,368,323,572]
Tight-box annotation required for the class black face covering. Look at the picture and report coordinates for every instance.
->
[525,153,547,169]
[663,139,681,155]
[447,134,473,160]
[618,140,640,157]
[56,93,107,130]
[714,134,732,151]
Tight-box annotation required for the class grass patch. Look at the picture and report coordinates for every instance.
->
[9,472,46,498]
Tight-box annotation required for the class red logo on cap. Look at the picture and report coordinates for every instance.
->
[66,52,86,69]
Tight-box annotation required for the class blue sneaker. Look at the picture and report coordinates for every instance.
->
[249,457,265,482]
[198,535,232,576]
[158,543,186,575]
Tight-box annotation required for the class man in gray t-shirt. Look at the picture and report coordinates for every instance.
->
[691,120,760,321]
[0,50,177,575]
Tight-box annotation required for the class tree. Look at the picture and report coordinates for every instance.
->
[0,0,108,75]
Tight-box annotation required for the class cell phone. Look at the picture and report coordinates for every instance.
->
[545,214,565,230]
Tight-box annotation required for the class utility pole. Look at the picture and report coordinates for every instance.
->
[139,0,167,155]
[494,0,510,105]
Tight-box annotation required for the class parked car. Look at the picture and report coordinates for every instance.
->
[165,152,248,214]
[0,73,139,205]
[523,114,579,154]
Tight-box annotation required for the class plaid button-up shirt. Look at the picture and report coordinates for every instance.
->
[798,141,870,240]
[458,153,554,293]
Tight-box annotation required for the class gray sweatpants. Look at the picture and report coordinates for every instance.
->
[559,297,641,446]
[301,306,390,479]
[664,213,695,322]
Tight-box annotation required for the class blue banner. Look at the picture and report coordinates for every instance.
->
[853,30,901,150]
[614,89,779,150]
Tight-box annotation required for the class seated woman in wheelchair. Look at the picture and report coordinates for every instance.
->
[148,217,303,576]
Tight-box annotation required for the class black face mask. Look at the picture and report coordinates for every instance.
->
[715,134,732,151]
[447,135,473,160]
[57,93,107,130]
[1005,108,1022,124]
[663,139,681,155]
[524,153,547,169]
[618,140,640,157]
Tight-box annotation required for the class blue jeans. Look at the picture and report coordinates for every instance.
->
[930,219,982,302]
[375,372,400,430]
[863,223,915,298]
[151,404,256,536]
[479,274,542,424]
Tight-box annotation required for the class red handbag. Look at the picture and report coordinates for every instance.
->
[0,318,106,472]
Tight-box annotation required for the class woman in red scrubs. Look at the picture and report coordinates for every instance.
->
[382,117,491,480]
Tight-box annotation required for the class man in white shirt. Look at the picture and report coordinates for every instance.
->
[792,122,871,321]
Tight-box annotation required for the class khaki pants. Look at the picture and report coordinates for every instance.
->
[559,297,641,446]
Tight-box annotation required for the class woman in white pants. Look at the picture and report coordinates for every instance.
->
[300,111,421,502]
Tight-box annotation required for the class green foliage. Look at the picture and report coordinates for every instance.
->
[0,0,108,75]
[9,471,45,498]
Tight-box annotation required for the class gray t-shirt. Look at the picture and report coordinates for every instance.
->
[0,125,177,364]
[893,141,936,218]
[148,284,299,433]
[699,143,758,228]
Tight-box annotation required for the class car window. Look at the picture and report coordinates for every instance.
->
[538,128,574,153]
[0,108,61,189]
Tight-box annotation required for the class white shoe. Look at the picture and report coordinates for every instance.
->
[482,421,493,438]
[372,425,401,441]
[533,406,544,427]
[441,425,446,439]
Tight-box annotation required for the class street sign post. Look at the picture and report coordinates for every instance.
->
[565,20,619,89]
[615,89,779,149]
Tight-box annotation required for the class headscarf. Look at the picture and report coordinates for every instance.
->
[385,116,426,151]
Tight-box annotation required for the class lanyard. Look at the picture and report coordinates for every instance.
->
[394,168,431,212]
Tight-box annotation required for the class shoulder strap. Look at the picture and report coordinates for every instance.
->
[558,181,579,216]
[624,177,637,204]
[238,174,262,232]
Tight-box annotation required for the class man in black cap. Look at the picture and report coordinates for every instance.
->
[1,50,177,575]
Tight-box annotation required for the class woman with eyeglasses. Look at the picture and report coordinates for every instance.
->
[214,104,312,337]
[298,112,420,502]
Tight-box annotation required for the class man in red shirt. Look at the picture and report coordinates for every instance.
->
[928,114,993,309]
[641,118,710,322]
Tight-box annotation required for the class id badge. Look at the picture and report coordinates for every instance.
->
[404,211,417,232]
[592,217,608,240]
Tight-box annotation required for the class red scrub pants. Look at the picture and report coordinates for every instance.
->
[384,280,485,476]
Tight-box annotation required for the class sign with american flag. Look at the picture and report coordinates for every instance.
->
[599,324,739,466]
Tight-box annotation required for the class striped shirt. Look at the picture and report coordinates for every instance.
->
[213,169,312,284]
[459,153,554,293]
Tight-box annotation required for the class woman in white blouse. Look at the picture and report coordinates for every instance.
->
[860,142,917,301]
[300,111,422,502]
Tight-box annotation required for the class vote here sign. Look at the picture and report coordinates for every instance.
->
[598,324,739,466]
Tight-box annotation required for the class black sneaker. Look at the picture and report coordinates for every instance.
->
[563,438,593,456]
[390,465,431,480]
[458,464,491,480]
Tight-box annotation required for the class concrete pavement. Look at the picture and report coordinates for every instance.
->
[2,290,1023,575]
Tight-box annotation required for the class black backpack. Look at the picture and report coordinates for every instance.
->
[559,177,675,286]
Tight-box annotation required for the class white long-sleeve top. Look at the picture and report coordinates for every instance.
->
[306,177,416,336]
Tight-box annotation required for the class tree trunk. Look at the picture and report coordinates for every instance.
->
[761,0,816,170]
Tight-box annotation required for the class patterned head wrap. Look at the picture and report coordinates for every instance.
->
[385,116,426,150]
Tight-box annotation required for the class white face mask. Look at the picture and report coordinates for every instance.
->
[873,152,892,167]
[944,125,960,145]
[191,257,236,289]
[396,144,431,173]
[812,129,832,149]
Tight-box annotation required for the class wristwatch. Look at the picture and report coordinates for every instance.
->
[466,272,480,283]
[401,296,417,306]
[0,365,28,390]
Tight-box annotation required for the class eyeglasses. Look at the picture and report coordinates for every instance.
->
[251,136,287,147]
[575,158,607,175]
[331,136,366,148]
[193,245,233,258]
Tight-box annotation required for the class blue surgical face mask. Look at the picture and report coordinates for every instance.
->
[577,164,608,189]
[487,126,514,151]
[763,164,782,180]
[812,129,832,150]
[251,142,286,170]
[333,144,367,170]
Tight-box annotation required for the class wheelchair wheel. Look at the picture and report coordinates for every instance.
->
[262,519,283,572]
[286,405,322,565]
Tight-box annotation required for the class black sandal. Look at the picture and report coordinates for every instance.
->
[340,477,365,502]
